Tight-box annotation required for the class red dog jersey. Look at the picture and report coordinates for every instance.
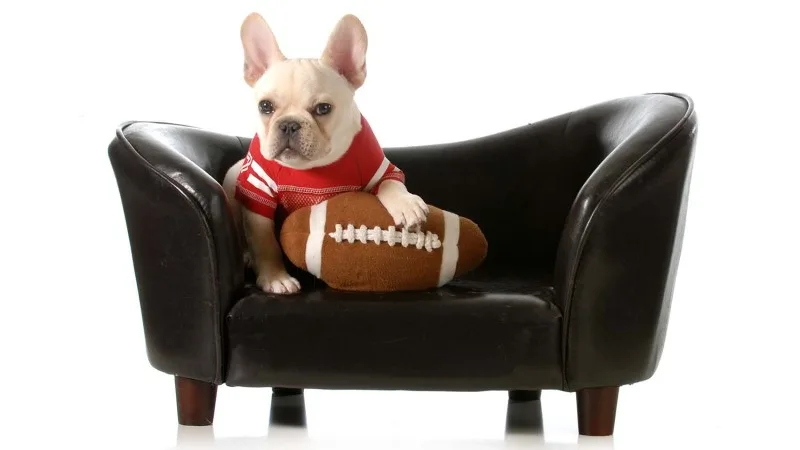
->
[235,115,405,221]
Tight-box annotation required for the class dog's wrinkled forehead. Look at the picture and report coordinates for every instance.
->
[253,59,353,108]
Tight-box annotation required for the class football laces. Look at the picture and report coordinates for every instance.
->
[329,224,442,252]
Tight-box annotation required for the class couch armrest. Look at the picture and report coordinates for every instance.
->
[553,93,698,390]
[108,121,246,384]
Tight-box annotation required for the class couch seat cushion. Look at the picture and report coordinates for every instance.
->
[225,268,563,391]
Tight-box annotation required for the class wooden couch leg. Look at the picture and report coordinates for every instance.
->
[175,376,218,426]
[576,386,619,436]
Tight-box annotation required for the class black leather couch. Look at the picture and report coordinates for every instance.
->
[107,92,697,436]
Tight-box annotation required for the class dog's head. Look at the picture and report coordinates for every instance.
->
[240,13,368,170]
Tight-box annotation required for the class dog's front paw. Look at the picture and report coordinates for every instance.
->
[383,193,430,230]
[257,270,301,295]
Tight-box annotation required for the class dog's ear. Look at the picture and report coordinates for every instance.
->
[321,14,368,89]
[240,13,286,87]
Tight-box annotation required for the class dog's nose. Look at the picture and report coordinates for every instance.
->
[279,121,301,135]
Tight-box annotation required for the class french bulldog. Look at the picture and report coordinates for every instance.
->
[222,12,429,295]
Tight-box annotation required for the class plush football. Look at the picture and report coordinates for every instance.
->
[279,191,488,292]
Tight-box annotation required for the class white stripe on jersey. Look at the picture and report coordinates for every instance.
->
[240,153,253,173]
[249,160,279,194]
[364,157,391,192]
[246,174,275,197]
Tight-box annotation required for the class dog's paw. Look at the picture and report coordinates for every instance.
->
[383,193,430,230]
[257,271,301,295]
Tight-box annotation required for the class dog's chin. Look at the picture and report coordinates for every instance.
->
[273,147,307,162]
[269,146,332,169]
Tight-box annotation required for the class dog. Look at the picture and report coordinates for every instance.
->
[222,12,429,295]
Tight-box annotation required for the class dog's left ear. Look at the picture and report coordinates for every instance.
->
[321,14,368,89]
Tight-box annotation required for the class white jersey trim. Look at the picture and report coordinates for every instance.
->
[249,160,279,195]
[364,157,391,192]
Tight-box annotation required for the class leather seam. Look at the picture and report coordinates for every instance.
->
[556,110,575,391]
[561,93,695,390]
[236,136,249,154]
[114,122,224,384]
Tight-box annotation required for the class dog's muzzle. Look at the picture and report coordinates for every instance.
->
[272,118,315,160]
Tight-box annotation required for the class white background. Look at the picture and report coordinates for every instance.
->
[1,0,798,449]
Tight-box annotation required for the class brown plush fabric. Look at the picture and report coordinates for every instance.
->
[279,191,488,292]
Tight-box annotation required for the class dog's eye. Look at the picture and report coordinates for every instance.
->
[258,100,274,115]
[313,103,332,116]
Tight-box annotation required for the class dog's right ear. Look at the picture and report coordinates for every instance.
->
[321,14,368,89]
[240,13,285,87]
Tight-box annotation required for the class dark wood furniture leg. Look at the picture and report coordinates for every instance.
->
[509,390,542,402]
[576,386,619,436]
[175,376,218,426]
